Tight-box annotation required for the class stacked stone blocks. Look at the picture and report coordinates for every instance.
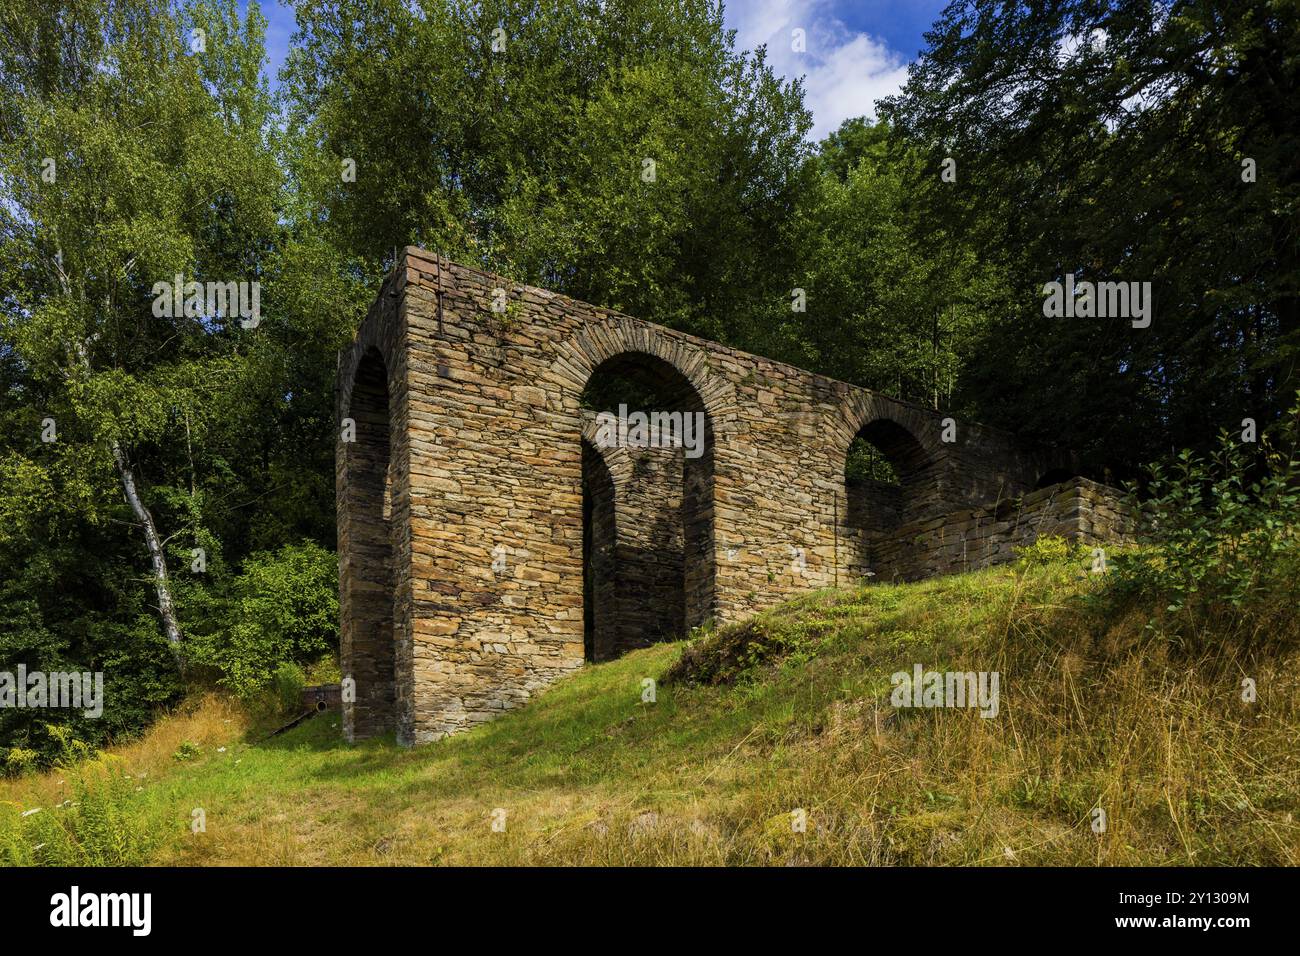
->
[336,248,1124,744]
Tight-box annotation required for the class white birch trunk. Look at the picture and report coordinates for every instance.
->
[111,439,183,653]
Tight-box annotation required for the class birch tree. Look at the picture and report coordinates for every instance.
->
[0,0,280,660]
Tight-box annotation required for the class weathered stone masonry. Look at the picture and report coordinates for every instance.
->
[337,247,1121,744]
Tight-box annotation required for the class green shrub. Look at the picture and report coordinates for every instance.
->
[188,541,338,698]
[0,608,181,772]
[303,655,341,685]
[1109,408,1300,647]
[5,759,155,866]
[1015,534,1076,567]
[665,609,836,686]
[172,741,201,762]
[3,747,37,778]
[2,725,154,866]
[272,662,306,715]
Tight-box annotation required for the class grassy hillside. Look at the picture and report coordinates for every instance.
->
[3,545,1298,866]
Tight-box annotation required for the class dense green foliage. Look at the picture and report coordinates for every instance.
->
[1,0,1294,764]
[184,542,339,698]
[1110,403,1300,647]
[281,0,814,348]
[1,725,154,864]
[0,0,352,763]
[880,0,1300,469]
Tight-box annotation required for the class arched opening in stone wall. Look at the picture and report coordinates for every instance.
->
[846,433,903,487]
[340,348,397,738]
[580,352,715,662]
[841,418,936,579]
[582,437,617,663]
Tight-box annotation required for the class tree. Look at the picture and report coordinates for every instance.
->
[280,0,813,348]
[880,0,1300,469]
[784,117,1001,409]
[0,0,281,657]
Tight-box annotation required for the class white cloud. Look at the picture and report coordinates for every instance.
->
[1057,27,1108,64]
[726,0,911,140]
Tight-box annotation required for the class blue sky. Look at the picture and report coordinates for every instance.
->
[246,0,948,139]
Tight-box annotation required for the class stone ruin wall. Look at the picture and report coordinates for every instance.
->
[870,477,1135,582]
[336,247,1123,745]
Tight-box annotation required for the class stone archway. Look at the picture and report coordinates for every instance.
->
[844,417,939,531]
[831,393,951,584]
[578,350,717,661]
[338,347,398,741]
[839,415,939,582]
[548,319,738,445]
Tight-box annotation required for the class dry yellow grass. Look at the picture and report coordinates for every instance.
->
[0,694,249,815]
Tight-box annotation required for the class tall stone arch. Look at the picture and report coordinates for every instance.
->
[829,394,947,582]
[337,288,414,744]
[574,347,723,660]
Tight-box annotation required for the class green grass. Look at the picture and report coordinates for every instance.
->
[4,550,1299,866]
